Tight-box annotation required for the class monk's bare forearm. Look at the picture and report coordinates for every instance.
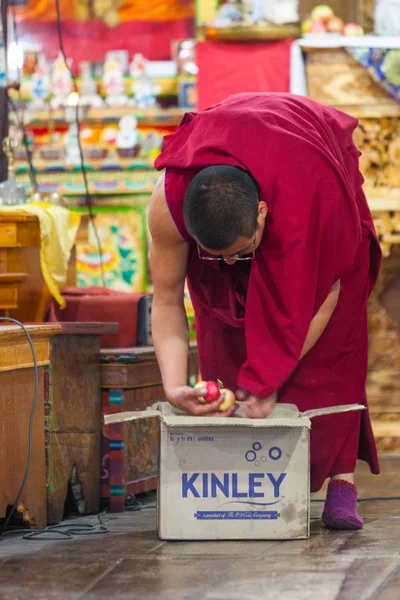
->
[300,280,340,359]
[152,301,189,393]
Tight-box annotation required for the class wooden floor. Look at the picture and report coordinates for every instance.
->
[0,457,399,600]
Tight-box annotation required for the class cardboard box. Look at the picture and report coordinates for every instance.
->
[105,402,364,541]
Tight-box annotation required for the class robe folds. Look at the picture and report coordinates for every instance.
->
[155,93,382,491]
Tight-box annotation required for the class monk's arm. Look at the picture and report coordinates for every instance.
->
[148,175,190,392]
[300,280,340,359]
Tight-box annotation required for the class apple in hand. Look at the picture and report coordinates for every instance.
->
[195,380,220,404]
[218,388,236,412]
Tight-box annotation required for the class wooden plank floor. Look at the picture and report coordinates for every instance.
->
[0,457,399,600]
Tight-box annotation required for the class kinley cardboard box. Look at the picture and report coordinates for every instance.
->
[105,402,364,541]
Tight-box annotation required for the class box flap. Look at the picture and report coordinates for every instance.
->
[301,404,366,419]
[103,401,365,427]
[104,402,309,428]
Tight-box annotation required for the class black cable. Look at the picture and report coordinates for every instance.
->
[1,513,110,540]
[54,0,105,286]
[0,318,38,535]
[7,5,38,192]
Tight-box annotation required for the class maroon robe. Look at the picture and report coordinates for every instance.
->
[155,93,381,492]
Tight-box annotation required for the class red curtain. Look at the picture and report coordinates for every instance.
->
[197,40,292,110]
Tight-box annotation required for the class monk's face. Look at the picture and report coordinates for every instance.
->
[202,201,267,265]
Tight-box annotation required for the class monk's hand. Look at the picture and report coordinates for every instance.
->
[166,385,236,418]
[236,388,250,402]
[242,392,277,419]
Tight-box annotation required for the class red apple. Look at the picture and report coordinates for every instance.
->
[218,388,236,412]
[326,16,344,33]
[343,23,364,36]
[195,380,220,404]
[309,20,327,33]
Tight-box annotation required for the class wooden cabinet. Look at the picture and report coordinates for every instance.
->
[0,322,118,529]
[101,343,199,511]
[0,212,88,322]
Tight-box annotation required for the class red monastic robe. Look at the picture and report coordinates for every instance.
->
[155,93,381,492]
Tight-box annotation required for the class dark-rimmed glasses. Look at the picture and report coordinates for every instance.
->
[197,237,256,261]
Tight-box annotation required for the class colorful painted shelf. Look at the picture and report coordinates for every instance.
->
[9,75,180,106]
[9,107,185,129]
[16,159,158,196]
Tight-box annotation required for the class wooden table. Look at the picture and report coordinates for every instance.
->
[101,343,198,512]
[0,321,118,529]
[0,212,88,322]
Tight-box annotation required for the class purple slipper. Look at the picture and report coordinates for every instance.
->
[322,480,364,530]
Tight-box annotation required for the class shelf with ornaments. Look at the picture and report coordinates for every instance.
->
[196,0,301,41]
[9,51,193,197]
[8,106,186,130]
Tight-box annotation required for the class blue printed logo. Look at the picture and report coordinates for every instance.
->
[245,442,282,466]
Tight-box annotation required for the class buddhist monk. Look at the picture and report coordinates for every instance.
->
[148,93,381,530]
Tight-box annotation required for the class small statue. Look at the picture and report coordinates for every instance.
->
[116,115,140,158]
[103,55,128,107]
[264,1,299,26]
[0,138,26,206]
[213,0,244,26]
[80,61,103,107]
[51,53,73,109]
[130,54,160,109]
[30,54,51,108]
[250,0,266,22]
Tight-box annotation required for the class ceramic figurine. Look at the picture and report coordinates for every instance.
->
[213,0,243,26]
[116,115,140,158]
[80,61,103,107]
[130,54,160,109]
[51,52,73,109]
[0,138,26,206]
[30,54,51,108]
[264,1,299,25]
[103,56,128,107]
[250,0,265,22]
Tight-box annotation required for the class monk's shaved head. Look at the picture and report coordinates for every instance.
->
[183,165,259,250]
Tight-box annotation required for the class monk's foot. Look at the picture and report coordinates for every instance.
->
[322,480,364,530]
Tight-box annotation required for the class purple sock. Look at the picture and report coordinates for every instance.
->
[322,480,364,530]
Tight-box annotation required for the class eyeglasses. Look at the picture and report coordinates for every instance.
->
[197,236,256,261]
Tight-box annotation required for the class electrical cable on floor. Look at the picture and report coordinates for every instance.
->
[125,494,157,512]
[54,0,105,286]
[1,513,110,541]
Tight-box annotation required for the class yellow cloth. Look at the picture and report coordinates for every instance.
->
[0,202,81,308]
